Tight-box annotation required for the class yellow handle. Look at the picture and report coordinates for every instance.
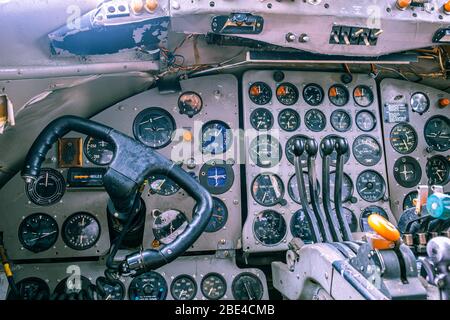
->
[368,214,400,242]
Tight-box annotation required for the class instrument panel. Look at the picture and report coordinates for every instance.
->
[242,70,393,253]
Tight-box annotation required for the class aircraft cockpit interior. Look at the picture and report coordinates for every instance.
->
[0,0,449,303]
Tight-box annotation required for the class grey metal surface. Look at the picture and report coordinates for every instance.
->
[380,79,450,220]
[242,70,393,254]
[8,255,269,300]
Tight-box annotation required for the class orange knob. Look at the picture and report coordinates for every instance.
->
[145,0,158,12]
[368,214,401,242]
[444,1,450,13]
[130,0,144,13]
[366,233,395,250]
[396,0,411,10]
[439,98,450,108]
[183,130,193,142]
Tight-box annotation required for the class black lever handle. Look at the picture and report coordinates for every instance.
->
[334,137,353,241]
[292,138,323,243]
[320,137,344,242]
[305,138,333,242]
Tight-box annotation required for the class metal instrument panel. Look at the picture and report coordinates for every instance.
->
[242,70,393,253]
[380,79,450,220]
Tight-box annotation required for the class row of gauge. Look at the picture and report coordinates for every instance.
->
[8,272,264,300]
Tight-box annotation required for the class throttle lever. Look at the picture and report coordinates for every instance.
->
[320,138,344,242]
[292,138,323,243]
[334,137,353,241]
[305,138,333,242]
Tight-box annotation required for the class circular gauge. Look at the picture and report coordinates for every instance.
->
[148,174,180,196]
[319,135,351,166]
[7,277,50,300]
[303,83,324,106]
[356,170,386,202]
[288,174,320,204]
[393,156,422,188]
[201,273,227,300]
[249,135,282,168]
[83,136,115,166]
[178,91,203,117]
[249,82,272,105]
[276,83,299,105]
[410,92,430,114]
[171,275,197,300]
[390,123,418,154]
[304,109,326,132]
[360,206,389,232]
[353,85,374,107]
[18,213,58,253]
[286,135,308,166]
[352,135,382,166]
[199,161,234,195]
[201,120,233,155]
[53,276,92,298]
[342,207,358,232]
[251,173,285,207]
[132,107,176,149]
[403,191,418,210]
[278,108,300,132]
[25,168,65,206]
[329,172,354,203]
[253,210,287,246]
[328,84,350,106]
[95,277,125,300]
[205,198,228,233]
[330,110,352,132]
[62,212,100,250]
[250,108,274,131]
[356,110,377,132]
[232,273,264,300]
[290,210,313,243]
[424,116,450,152]
[426,155,450,185]
[129,271,168,300]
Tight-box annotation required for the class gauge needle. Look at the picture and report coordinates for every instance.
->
[29,231,57,242]
[45,172,49,187]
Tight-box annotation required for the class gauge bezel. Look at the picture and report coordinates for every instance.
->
[7,277,50,300]
[355,110,377,132]
[403,191,418,211]
[356,170,386,202]
[83,136,115,166]
[276,82,299,106]
[61,212,101,251]
[128,271,168,300]
[178,91,203,117]
[170,275,198,300]
[249,82,272,105]
[18,213,59,253]
[304,109,326,132]
[410,92,430,114]
[148,174,180,196]
[290,209,313,243]
[199,161,234,195]
[278,108,300,132]
[252,210,287,246]
[328,84,350,107]
[201,120,233,155]
[330,109,352,132]
[352,135,382,167]
[201,273,227,300]
[424,115,450,152]
[132,107,176,149]
[285,135,308,165]
[205,197,229,233]
[231,273,264,300]
[393,156,422,188]
[303,83,324,106]
[287,173,320,204]
[25,168,65,206]
[353,85,374,107]
[389,123,418,155]
[249,134,283,168]
[251,173,285,207]
[250,108,274,131]
[426,155,450,185]
[359,206,389,232]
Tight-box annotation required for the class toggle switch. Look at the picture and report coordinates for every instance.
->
[439,97,450,108]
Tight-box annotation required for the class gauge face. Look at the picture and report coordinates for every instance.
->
[201,120,233,154]
[7,277,50,300]
[25,168,65,206]
[288,174,320,204]
[253,210,287,246]
[290,210,313,243]
[328,84,349,106]
[393,156,422,188]
[201,273,227,300]
[171,275,197,300]
[330,110,352,132]
[356,110,376,132]
[410,92,430,114]
[426,155,450,185]
[205,198,228,233]
[249,82,272,105]
[62,212,100,250]
[54,276,92,296]
[96,277,125,300]
[133,107,176,149]
[390,123,418,154]
[356,170,386,202]
[251,173,285,207]
[330,172,353,203]
[278,108,300,132]
[83,136,115,165]
[178,92,203,117]
[250,108,274,131]
[276,83,299,105]
[199,162,234,195]
[18,213,58,253]
[304,109,326,132]
[148,174,180,196]
[129,271,168,300]
[232,273,264,300]
[303,83,324,106]
[352,135,382,166]
[285,135,308,166]
[424,116,450,152]
[353,85,374,107]
[249,135,282,168]
[319,135,351,166]
[360,206,389,232]
[403,191,418,210]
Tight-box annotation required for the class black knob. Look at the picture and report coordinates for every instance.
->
[320,138,335,156]
[305,138,318,156]
[335,137,349,155]
[273,71,285,83]
[292,138,305,157]
[341,73,353,84]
